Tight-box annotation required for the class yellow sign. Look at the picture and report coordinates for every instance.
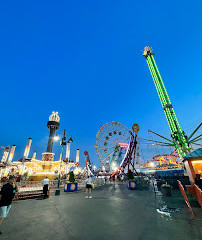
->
[132,124,139,133]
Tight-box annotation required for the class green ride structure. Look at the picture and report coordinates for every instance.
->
[143,46,201,160]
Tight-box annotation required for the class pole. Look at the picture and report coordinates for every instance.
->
[55,130,66,195]
[47,128,56,152]
[133,134,138,174]
[56,147,64,193]
[55,145,64,195]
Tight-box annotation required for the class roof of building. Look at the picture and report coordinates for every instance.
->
[184,148,202,160]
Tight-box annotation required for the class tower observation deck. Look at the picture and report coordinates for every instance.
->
[143,46,190,159]
[46,111,60,153]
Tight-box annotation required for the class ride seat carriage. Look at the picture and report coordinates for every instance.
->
[14,184,50,201]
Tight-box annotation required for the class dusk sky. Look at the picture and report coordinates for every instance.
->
[0,1,201,167]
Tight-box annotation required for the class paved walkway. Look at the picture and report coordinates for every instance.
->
[1,183,202,240]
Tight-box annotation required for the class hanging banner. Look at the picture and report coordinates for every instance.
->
[7,145,16,164]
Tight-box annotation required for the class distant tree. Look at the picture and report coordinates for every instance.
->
[69,171,75,183]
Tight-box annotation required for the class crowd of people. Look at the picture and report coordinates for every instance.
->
[0,171,149,234]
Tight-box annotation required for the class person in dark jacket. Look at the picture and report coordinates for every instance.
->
[0,175,18,234]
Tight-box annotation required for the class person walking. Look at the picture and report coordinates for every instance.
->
[85,176,93,198]
[0,175,18,234]
[42,177,50,199]
[121,174,124,183]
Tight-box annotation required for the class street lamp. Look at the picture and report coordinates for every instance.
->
[55,129,73,196]
[53,135,60,141]
[68,137,73,143]
[111,162,117,171]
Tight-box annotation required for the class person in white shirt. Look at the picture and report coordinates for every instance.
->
[85,176,93,198]
[121,174,124,183]
[42,177,50,199]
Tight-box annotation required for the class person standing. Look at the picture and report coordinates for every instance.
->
[0,175,18,234]
[85,176,93,198]
[112,175,115,183]
[42,177,50,199]
[121,174,124,183]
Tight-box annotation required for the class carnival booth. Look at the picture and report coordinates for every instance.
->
[183,148,202,207]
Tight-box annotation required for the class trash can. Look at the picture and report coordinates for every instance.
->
[64,183,78,192]
[128,181,137,190]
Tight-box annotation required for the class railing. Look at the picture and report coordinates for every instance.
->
[61,178,105,189]
[0,178,105,191]
[1,178,105,188]
[177,180,195,220]
[194,184,202,207]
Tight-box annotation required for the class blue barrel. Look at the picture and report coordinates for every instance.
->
[128,181,137,190]
[64,183,78,192]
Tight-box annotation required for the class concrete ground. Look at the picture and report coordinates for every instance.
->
[1,183,202,240]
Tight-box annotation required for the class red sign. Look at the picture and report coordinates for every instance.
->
[119,143,128,149]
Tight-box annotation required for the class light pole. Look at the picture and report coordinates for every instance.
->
[55,130,73,196]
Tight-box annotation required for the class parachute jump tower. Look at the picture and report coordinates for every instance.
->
[143,46,190,159]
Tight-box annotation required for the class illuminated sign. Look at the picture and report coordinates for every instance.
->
[119,143,128,149]
[132,124,139,133]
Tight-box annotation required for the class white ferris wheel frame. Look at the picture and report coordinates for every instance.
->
[95,121,133,172]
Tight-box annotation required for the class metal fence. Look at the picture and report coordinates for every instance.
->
[0,178,105,190]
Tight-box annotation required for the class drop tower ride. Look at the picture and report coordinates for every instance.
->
[143,46,190,159]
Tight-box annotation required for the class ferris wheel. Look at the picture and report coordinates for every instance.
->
[95,122,132,174]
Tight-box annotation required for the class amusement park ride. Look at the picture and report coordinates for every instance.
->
[140,149,182,171]
[143,46,202,159]
[94,46,201,177]
[84,151,95,177]
[0,112,80,180]
[95,122,139,177]
[0,47,201,182]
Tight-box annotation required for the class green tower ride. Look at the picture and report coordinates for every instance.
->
[143,46,190,159]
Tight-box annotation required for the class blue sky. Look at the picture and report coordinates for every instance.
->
[0,0,201,167]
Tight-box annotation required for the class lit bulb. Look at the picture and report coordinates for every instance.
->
[54,135,60,141]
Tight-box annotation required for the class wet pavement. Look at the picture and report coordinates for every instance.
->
[1,183,202,240]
